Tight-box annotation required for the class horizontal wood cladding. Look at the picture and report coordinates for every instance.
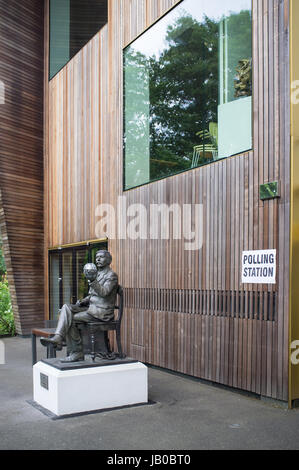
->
[46,0,290,400]
[0,0,44,335]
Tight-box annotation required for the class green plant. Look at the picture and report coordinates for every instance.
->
[0,238,6,280]
[0,276,15,336]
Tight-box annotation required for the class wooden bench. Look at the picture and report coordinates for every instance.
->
[31,321,57,365]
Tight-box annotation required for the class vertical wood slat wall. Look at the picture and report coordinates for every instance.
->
[0,0,44,335]
[45,0,290,401]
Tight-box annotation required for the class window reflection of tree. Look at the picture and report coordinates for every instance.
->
[124,8,252,185]
[149,14,219,179]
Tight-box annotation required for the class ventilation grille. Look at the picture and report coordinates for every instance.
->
[124,288,277,321]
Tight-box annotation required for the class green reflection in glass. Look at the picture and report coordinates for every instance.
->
[260,182,280,201]
[123,0,252,190]
[76,249,89,300]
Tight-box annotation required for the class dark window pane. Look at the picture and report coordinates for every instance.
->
[49,0,107,80]
[48,242,108,318]
[124,0,252,190]
[49,253,60,321]
[62,251,73,305]
[76,249,89,300]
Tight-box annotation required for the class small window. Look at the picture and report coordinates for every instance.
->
[123,0,252,190]
[49,0,108,80]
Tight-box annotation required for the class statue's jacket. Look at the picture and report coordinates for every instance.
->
[85,266,118,321]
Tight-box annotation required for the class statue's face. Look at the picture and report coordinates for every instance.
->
[95,251,109,269]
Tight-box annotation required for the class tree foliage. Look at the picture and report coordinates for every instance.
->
[124,8,252,184]
[149,14,219,179]
[0,238,15,336]
[0,276,15,336]
[0,238,6,279]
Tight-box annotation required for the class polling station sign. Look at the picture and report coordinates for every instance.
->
[242,250,276,284]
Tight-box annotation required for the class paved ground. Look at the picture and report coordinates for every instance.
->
[1,336,299,450]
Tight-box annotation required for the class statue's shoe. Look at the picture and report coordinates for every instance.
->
[60,352,85,363]
[40,335,63,351]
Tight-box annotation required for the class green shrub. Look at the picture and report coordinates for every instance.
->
[0,276,15,336]
[0,239,6,279]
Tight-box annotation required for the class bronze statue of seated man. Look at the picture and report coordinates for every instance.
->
[41,250,118,363]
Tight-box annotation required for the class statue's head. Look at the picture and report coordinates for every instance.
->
[95,250,112,268]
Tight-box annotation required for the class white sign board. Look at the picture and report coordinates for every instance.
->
[242,250,276,284]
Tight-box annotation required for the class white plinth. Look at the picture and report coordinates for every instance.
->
[33,361,148,417]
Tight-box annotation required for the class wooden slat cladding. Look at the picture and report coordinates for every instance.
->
[47,26,107,246]
[46,0,290,401]
[111,0,290,402]
[0,0,44,335]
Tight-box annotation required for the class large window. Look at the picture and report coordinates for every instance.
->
[49,241,108,320]
[123,0,252,190]
[49,0,108,80]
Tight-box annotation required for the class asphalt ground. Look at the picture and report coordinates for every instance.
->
[0,336,299,452]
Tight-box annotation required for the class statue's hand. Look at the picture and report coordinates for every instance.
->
[76,297,90,307]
